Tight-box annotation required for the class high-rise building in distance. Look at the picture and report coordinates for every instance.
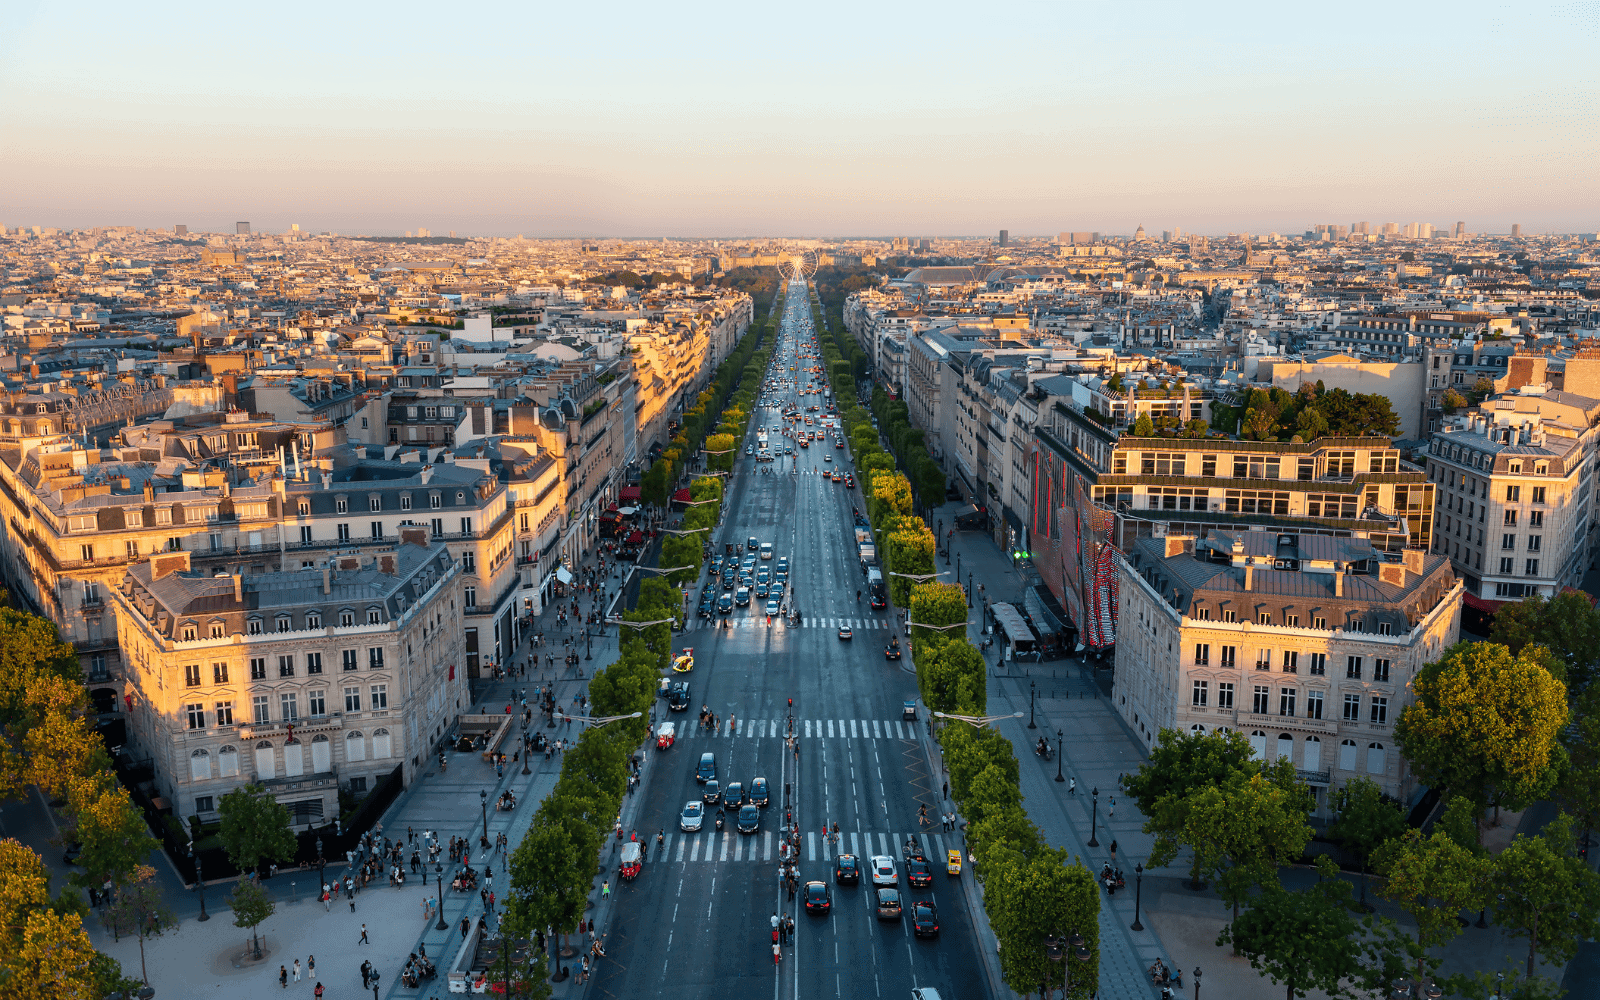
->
[175,225,187,236]
[998,230,1009,246]
[1454,221,1465,238]
[235,221,250,235]
[1512,224,1522,238]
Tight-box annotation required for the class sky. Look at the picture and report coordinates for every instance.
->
[1,0,1596,237]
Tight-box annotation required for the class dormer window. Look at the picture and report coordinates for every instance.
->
[340,609,355,627]
[181,622,197,641]
[247,617,262,635]
[430,493,441,509]
[276,615,292,633]
[369,495,382,512]
[366,608,382,625]
[298,501,310,516]
[335,496,348,514]
[456,492,466,505]
[306,612,321,629]
[400,494,412,511]
[209,623,225,639]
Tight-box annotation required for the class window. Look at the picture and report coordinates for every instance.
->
[369,684,388,710]
[371,522,384,540]
[1527,535,1541,552]
[1282,651,1298,673]
[125,540,139,558]
[184,663,201,687]
[280,693,298,721]
[431,518,444,537]
[1530,510,1543,528]
[368,648,385,669]
[344,687,361,712]
[424,406,437,419]
[1378,621,1392,636]
[456,492,466,505]
[1346,656,1363,679]
[215,700,234,726]
[430,493,442,509]
[276,615,292,633]
[1343,693,1362,721]
[461,552,475,573]
[1191,680,1208,706]
[252,695,270,723]
[1258,611,1272,625]
[1505,485,1520,502]
[1367,742,1386,774]
[340,609,354,627]
[306,611,322,630]
[1217,683,1234,709]
[211,661,229,684]
[1222,610,1236,623]
[400,494,412,510]
[342,649,358,671]
[1312,616,1327,630]
[1531,486,1546,504]
[1502,533,1516,550]
[1255,649,1272,670]
[1285,614,1298,628]
[337,523,351,541]
[1297,458,1315,481]
[1279,688,1296,717]
[1252,686,1270,714]
[186,703,205,729]
[367,608,382,625]
[335,497,348,513]
[249,657,266,680]
[1220,645,1236,667]
[1306,690,1324,720]
[1500,557,1515,573]
[369,496,382,512]
[1370,658,1391,683]
[1370,697,1389,725]
[1504,510,1518,527]
[460,517,474,535]
[1339,738,1359,770]
[1194,643,1209,665]
[464,587,477,608]
[166,537,182,552]
[1195,607,1211,620]
[1526,559,1540,576]
[300,526,313,544]
[181,624,197,642]
[278,655,295,677]
[1201,454,1216,477]
[306,652,323,674]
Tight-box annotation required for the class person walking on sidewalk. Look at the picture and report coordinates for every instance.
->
[279,965,288,989]
[308,955,315,978]
[358,923,368,945]
[292,959,301,982]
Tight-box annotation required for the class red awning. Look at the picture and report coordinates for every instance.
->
[626,530,645,544]
[1462,592,1506,613]
[671,488,692,503]
[619,486,642,502]
[607,502,619,511]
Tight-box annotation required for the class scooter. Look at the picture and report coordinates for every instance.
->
[437,752,447,773]
[715,814,725,832]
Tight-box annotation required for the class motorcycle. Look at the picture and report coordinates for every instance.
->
[437,753,447,773]
[715,814,725,832]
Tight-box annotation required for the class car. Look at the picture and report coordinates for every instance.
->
[912,901,939,937]
[835,854,860,884]
[695,752,716,783]
[680,800,704,832]
[907,858,933,887]
[765,599,781,617]
[838,625,853,640]
[750,777,770,807]
[702,779,721,805]
[735,587,751,607]
[832,472,842,483]
[747,536,760,551]
[836,439,845,449]
[755,582,769,599]
[885,638,901,660]
[903,700,917,721]
[724,781,745,806]
[775,558,789,574]
[770,582,785,601]
[746,445,753,455]
[738,804,761,834]
[738,571,753,588]
[824,454,832,462]
[756,567,770,584]
[672,651,694,673]
[717,594,733,615]
[876,887,902,920]
[845,476,855,488]
[668,681,691,711]
[804,880,831,914]
[871,855,897,886]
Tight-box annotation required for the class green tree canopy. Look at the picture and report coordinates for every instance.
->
[985,854,1100,999]
[217,784,297,876]
[227,876,274,960]
[1488,813,1600,979]
[1327,776,1408,909]
[1166,767,1314,922]
[1489,591,1600,690]
[1372,828,1493,987]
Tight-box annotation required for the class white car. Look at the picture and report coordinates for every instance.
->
[871,855,897,886]
[681,800,704,832]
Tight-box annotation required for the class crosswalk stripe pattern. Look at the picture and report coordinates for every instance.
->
[682,617,894,632]
[648,830,958,867]
[662,719,916,741]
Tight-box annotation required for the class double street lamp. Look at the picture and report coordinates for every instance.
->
[434,862,449,930]
[187,841,209,921]
[1043,929,1091,1000]
[1088,787,1101,848]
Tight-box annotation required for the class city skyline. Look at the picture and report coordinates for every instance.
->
[2,2,1597,234]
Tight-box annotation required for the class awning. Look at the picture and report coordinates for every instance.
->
[1462,592,1506,613]
[556,566,574,584]
[626,530,645,545]
[607,502,619,511]
[617,506,639,516]
[620,486,642,502]
[990,602,1037,647]
[671,488,692,503]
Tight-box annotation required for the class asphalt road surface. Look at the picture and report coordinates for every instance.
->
[593,283,991,1000]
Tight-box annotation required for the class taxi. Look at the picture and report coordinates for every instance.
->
[672,649,694,673]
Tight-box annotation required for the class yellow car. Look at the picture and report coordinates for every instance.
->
[947,849,962,876]
[672,650,695,674]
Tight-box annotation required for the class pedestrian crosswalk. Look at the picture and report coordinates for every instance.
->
[660,718,923,741]
[683,617,894,632]
[643,829,959,867]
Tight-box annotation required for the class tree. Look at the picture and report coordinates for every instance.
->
[1243,406,1277,440]
[1131,412,1155,437]
[967,806,1043,875]
[1217,856,1388,1000]
[964,764,1024,827]
[227,875,274,961]
[1327,776,1407,910]
[884,522,934,606]
[1489,591,1600,691]
[984,853,1100,999]
[916,639,985,716]
[1556,684,1600,849]
[0,608,83,728]
[103,864,174,983]
[908,581,967,643]
[1371,828,1493,988]
[939,723,1018,803]
[1394,642,1569,824]
[217,783,297,876]
[64,776,158,891]
[1170,769,1313,925]
[1440,388,1468,414]
[507,819,590,978]
[1488,813,1600,979]
[1127,727,1256,885]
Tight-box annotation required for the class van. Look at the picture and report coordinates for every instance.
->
[760,542,773,561]
[954,504,989,531]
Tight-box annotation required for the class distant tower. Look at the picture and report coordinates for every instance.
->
[998,230,1009,246]
[1134,223,1147,241]
[1512,223,1522,238]
[1454,221,1465,238]
[236,221,250,235]
[175,224,188,236]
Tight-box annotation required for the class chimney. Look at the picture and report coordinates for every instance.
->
[1334,567,1344,597]
[232,574,243,602]
[420,464,433,485]
[1403,548,1425,575]
[143,481,155,502]
[1231,537,1246,566]
[322,563,332,595]
[1244,565,1254,591]
[321,472,332,490]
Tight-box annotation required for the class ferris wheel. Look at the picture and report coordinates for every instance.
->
[777,250,819,283]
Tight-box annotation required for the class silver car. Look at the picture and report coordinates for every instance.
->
[680,800,704,832]
[871,855,897,886]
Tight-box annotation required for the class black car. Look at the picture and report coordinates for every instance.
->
[667,682,691,712]
[717,594,733,615]
[747,536,759,551]
[834,854,860,884]
[702,779,721,805]
[750,777,769,807]
[907,858,933,888]
[912,901,939,938]
[804,880,831,914]
[737,804,760,834]
[724,781,745,806]
[695,752,716,783]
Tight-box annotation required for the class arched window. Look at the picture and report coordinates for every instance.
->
[1249,730,1267,760]
[254,740,276,779]
[1302,736,1321,773]
[1366,742,1386,775]
[282,736,304,777]
[1189,723,1207,734]
[218,745,239,777]
[189,748,212,781]
[247,617,263,635]
[340,609,355,627]
[346,730,366,762]
[311,733,331,773]
[1338,738,1358,772]
[1276,733,1294,761]
[372,727,391,759]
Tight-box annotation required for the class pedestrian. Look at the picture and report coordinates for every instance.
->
[489,890,496,912]
[359,923,368,945]
[308,955,315,977]
[942,780,949,800]
[1109,796,1115,820]
[1068,777,1076,795]
[601,879,610,898]
[461,916,471,939]
[279,965,288,989]
[361,959,372,988]
[292,959,301,982]
[314,983,324,999]
[773,942,782,965]
[322,884,330,911]
[1110,839,1119,862]
[771,912,779,937]
[349,894,356,913]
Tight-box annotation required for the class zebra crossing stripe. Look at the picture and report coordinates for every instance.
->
[689,837,700,862]
[872,720,882,739]
[808,832,817,861]
[763,831,772,861]
[827,719,834,738]
[849,832,859,857]
[849,720,858,738]
[804,720,812,738]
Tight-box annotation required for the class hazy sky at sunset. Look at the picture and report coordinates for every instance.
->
[2,1,1595,236]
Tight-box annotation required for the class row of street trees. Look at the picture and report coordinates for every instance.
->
[1126,638,1600,998]
[0,608,157,994]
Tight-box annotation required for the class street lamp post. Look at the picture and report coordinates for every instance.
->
[1028,680,1037,729]
[435,863,449,930]
[1088,787,1100,848]
[521,725,531,775]
[480,789,489,843]
[1054,729,1065,783]
[967,571,973,608]
[1194,967,1202,1000]
[316,836,325,899]
[1131,863,1145,931]
[188,841,209,921]
[585,628,592,662]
